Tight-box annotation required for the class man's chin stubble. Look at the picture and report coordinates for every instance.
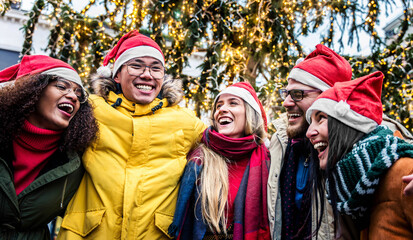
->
[286,121,309,139]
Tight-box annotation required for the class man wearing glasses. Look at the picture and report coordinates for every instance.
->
[58,31,206,239]
[267,44,353,240]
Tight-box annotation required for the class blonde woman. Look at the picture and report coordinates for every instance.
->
[169,82,271,240]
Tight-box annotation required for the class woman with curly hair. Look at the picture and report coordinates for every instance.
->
[169,82,271,240]
[0,55,98,240]
[306,72,413,239]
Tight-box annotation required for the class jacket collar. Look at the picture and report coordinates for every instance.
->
[18,151,81,199]
[271,112,288,142]
[107,91,169,116]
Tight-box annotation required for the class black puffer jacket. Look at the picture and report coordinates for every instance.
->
[0,150,84,240]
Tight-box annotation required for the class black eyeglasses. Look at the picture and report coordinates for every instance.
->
[279,89,322,102]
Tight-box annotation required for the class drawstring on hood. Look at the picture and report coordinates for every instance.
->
[151,101,163,114]
[111,98,123,108]
[151,90,164,113]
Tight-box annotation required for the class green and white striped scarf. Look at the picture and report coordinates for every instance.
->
[326,125,413,221]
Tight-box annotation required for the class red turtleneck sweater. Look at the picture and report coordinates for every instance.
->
[12,120,62,195]
[226,157,249,225]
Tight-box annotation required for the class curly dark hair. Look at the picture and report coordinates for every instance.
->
[0,73,98,153]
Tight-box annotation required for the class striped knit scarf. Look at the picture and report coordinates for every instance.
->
[326,125,413,223]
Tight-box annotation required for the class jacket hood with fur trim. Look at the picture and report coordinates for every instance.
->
[89,73,184,107]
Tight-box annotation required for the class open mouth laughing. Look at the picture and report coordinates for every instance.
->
[287,112,302,120]
[218,117,233,125]
[313,141,328,159]
[58,103,74,115]
[135,84,154,92]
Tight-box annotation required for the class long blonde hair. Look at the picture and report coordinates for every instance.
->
[197,100,266,234]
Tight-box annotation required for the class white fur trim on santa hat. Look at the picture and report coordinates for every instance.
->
[42,67,84,90]
[112,46,165,78]
[215,86,262,117]
[306,98,378,134]
[289,68,331,91]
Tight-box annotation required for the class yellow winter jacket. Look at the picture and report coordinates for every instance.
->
[58,90,206,240]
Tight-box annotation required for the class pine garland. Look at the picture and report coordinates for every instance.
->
[7,0,412,131]
[21,0,45,56]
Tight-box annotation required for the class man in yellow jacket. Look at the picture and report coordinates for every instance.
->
[58,30,206,239]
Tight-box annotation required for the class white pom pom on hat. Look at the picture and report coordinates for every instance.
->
[335,100,350,117]
[295,58,304,65]
[96,65,112,78]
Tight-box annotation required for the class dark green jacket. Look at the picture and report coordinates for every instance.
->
[0,150,84,240]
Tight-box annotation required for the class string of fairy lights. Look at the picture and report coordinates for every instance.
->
[2,0,412,132]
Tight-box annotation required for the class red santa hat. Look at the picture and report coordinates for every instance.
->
[97,30,165,78]
[306,71,384,134]
[0,55,83,89]
[215,82,268,131]
[289,44,352,91]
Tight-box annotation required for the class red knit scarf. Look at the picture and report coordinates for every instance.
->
[12,120,62,195]
[202,127,271,240]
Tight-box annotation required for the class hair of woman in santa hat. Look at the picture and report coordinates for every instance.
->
[306,71,384,134]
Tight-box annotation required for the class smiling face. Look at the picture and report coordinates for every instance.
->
[114,56,164,104]
[283,79,321,139]
[213,94,246,139]
[306,110,329,170]
[27,79,81,131]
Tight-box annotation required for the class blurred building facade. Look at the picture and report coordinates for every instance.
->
[0,3,51,69]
